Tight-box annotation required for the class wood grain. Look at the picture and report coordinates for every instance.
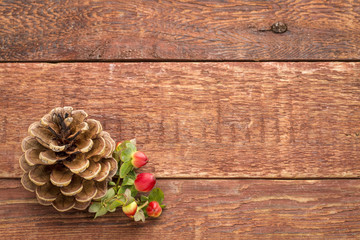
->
[1,0,360,61]
[0,62,359,178]
[1,179,360,239]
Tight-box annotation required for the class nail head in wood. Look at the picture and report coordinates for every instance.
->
[271,22,287,33]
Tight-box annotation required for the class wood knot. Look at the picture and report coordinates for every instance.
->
[271,22,287,34]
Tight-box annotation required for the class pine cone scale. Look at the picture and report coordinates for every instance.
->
[19,154,32,172]
[50,167,73,187]
[29,165,50,186]
[93,181,108,200]
[60,175,83,196]
[49,140,66,152]
[63,154,90,174]
[28,122,54,147]
[36,182,60,201]
[85,119,102,139]
[37,195,52,206]
[75,180,97,202]
[93,161,110,182]
[79,161,102,180]
[39,150,59,164]
[86,137,106,158]
[21,173,37,192]
[52,195,75,212]
[25,149,44,166]
[69,110,88,128]
[21,136,44,152]
[101,138,114,158]
[74,200,91,210]
[40,114,61,135]
[106,158,118,178]
[75,138,94,153]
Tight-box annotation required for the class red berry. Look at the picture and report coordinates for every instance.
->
[134,173,156,192]
[131,151,148,168]
[122,201,137,217]
[146,201,162,217]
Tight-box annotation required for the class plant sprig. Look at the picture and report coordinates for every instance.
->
[89,139,165,221]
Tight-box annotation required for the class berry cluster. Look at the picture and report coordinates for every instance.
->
[89,139,164,221]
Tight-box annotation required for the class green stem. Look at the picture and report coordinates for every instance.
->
[138,201,149,209]
[115,176,121,189]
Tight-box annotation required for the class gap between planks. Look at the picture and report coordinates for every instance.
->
[2,59,360,64]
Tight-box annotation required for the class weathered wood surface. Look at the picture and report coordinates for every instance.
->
[1,179,360,239]
[1,0,360,61]
[0,62,359,178]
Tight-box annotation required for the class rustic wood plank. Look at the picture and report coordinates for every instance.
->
[1,0,360,61]
[0,62,359,178]
[1,179,360,239]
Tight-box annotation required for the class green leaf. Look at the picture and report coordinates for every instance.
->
[118,185,127,195]
[160,204,166,209]
[120,151,129,162]
[118,196,126,204]
[120,161,133,178]
[123,188,135,205]
[125,142,137,152]
[108,208,116,213]
[127,170,136,179]
[88,202,101,213]
[108,181,116,186]
[130,185,138,197]
[121,147,135,162]
[94,206,108,219]
[148,188,164,204]
[108,200,124,210]
[118,186,134,204]
[134,209,145,222]
[122,171,136,186]
[122,176,135,186]
[113,151,120,162]
[101,188,115,201]
[124,188,132,199]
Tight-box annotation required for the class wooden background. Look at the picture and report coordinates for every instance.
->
[1,0,360,239]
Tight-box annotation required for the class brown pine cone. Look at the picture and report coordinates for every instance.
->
[19,107,117,211]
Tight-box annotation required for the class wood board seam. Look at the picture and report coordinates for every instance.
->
[1,60,360,64]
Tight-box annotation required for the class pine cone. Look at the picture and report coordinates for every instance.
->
[19,107,118,212]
